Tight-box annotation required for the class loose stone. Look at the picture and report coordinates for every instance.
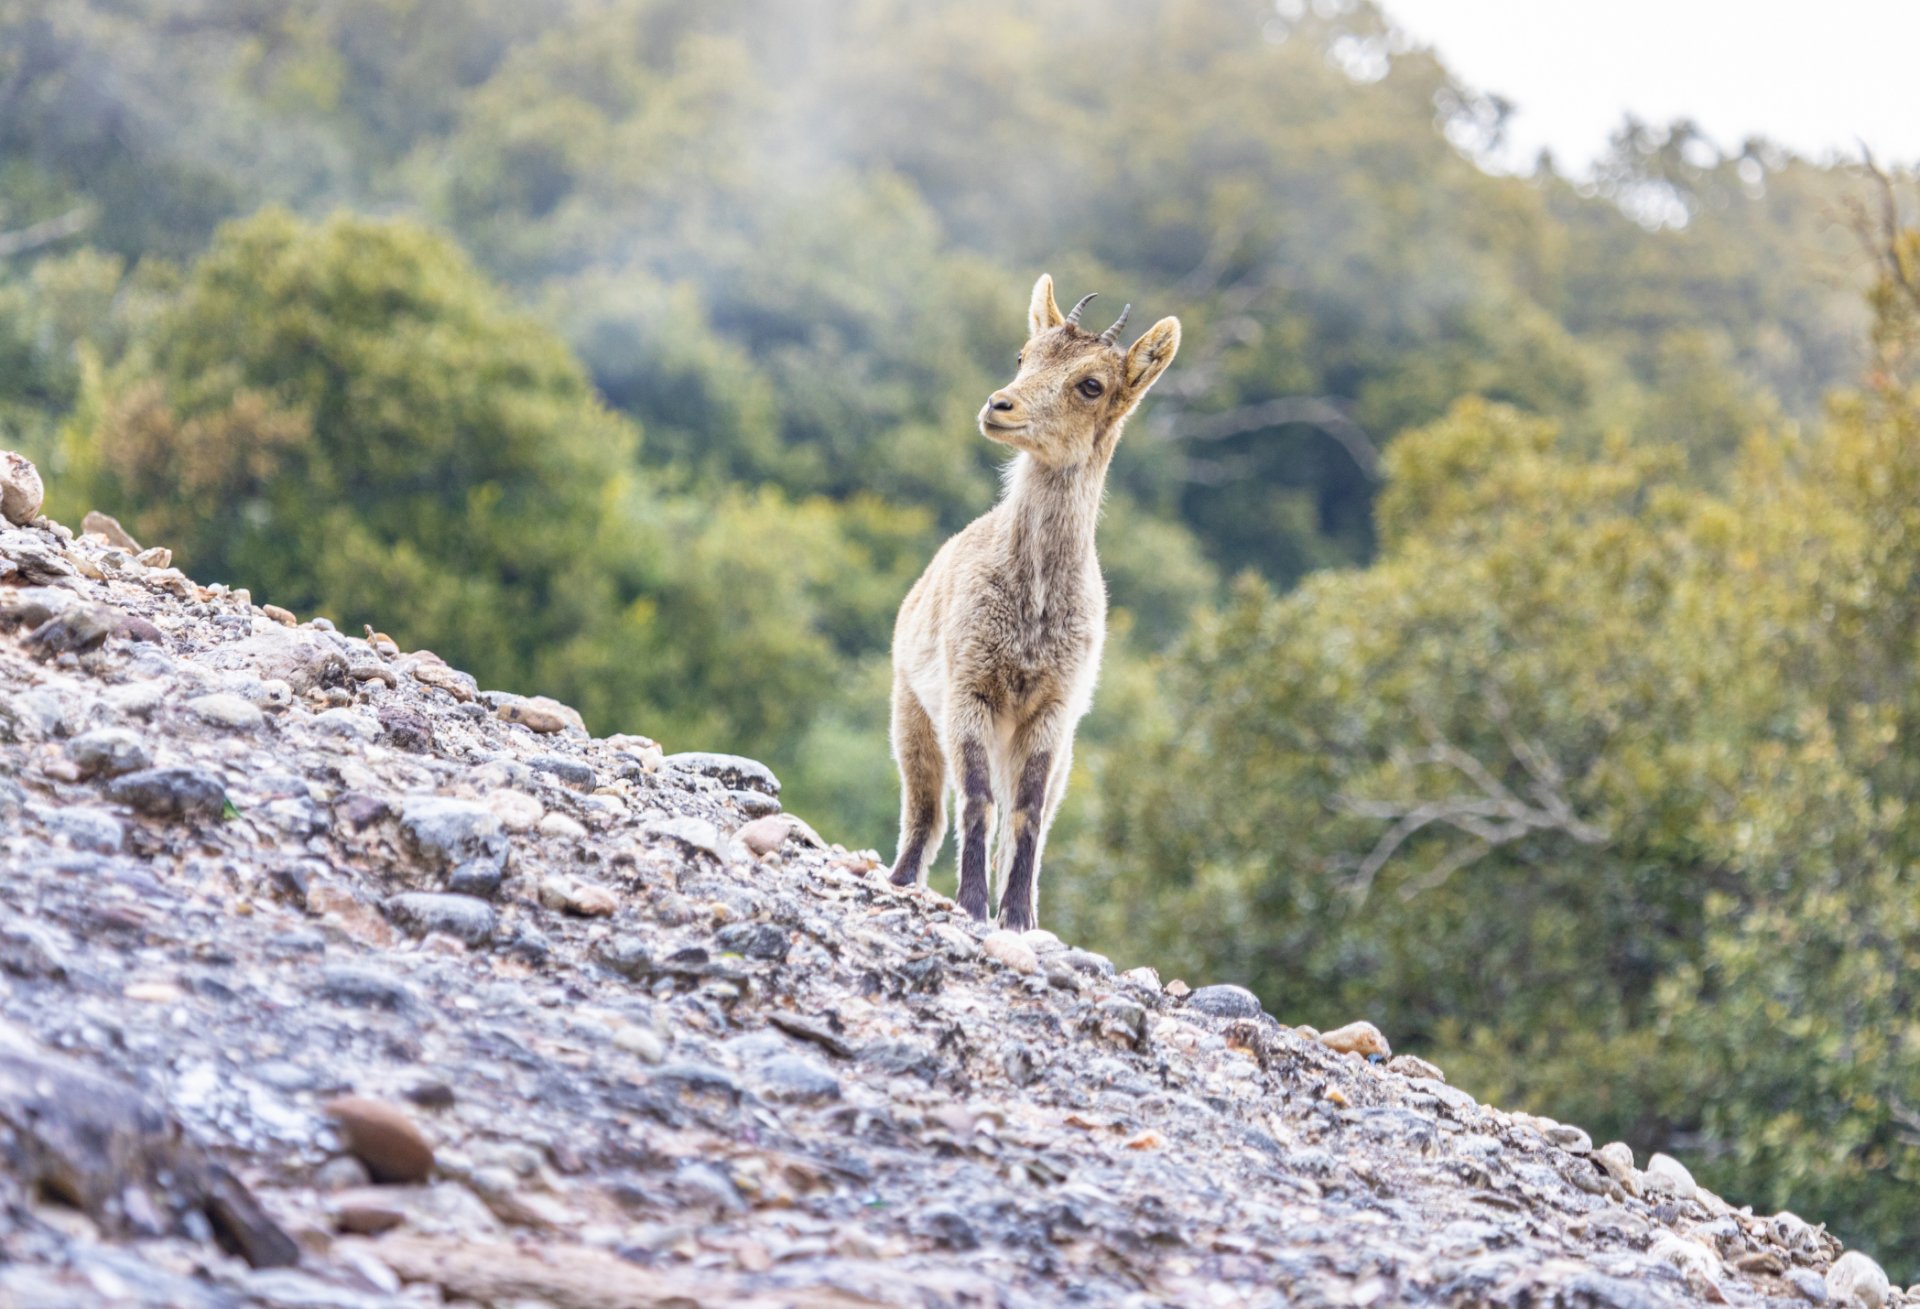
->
[313,708,381,740]
[107,767,228,821]
[384,893,497,947]
[530,755,596,790]
[324,1096,435,1184]
[81,509,141,550]
[378,704,435,751]
[613,1025,666,1064]
[756,1055,841,1105]
[0,451,45,525]
[66,728,151,778]
[187,693,267,732]
[399,797,507,875]
[1386,1054,1445,1083]
[497,696,578,734]
[663,751,781,796]
[1594,1142,1639,1194]
[209,629,347,693]
[1186,984,1263,1020]
[1545,1124,1593,1154]
[537,811,588,841]
[736,815,796,857]
[1827,1251,1890,1308]
[486,790,544,832]
[1642,1152,1697,1202]
[980,930,1041,974]
[1319,1021,1392,1058]
[332,1188,410,1235]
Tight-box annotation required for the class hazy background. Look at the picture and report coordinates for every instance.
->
[4,0,1920,1274]
[1387,0,1920,174]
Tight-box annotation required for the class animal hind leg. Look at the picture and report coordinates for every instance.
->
[888,682,947,888]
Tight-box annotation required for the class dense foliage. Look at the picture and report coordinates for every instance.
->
[3,0,1916,1270]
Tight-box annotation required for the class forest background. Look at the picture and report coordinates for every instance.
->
[6,0,1920,1274]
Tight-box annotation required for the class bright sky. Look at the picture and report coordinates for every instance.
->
[1380,0,1920,175]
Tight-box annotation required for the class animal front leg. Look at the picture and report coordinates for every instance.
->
[1000,725,1070,933]
[952,734,996,922]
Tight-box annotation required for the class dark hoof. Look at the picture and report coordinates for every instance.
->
[999,906,1035,934]
[957,890,991,921]
[888,863,918,888]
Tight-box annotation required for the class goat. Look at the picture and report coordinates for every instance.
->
[887,275,1180,932]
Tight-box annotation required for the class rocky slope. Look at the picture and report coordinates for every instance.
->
[0,458,1905,1309]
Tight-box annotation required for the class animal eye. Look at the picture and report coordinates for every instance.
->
[1077,378,1104,399]
[1016,352,1024,367]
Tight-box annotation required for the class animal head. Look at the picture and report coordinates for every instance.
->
[978,274,1181,469]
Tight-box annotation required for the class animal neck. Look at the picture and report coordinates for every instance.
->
[999,450,1106,605]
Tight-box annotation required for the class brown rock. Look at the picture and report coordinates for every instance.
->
[498,695,585,735]
[541,878,617,917]
[409,659,475,701]
[1319,1020,1392,1058]
[323,1096,435,1184]
[737,815,795,857]
[332,1188,410,1235]
[82,509,142,551]
[113,613,165,644]
[262,604,297,626]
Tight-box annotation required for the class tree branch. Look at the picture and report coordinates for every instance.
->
[1159,395,1381,480]
[1335,706,1609,902]
[0,206,94,259]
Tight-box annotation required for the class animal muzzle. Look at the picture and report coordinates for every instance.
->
[980,389,1029,440]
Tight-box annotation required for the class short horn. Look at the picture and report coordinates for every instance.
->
[1064,292,1098,326]
[1099,303,1132,345]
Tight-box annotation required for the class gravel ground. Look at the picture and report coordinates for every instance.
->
[0,485,1902,1308]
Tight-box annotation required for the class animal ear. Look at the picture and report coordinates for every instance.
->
[1120,317,1181,405]
[1029,274,1063,337]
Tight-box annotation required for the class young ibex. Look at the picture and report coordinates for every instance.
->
[887,275,1180,932]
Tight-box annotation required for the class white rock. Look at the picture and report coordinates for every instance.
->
[613,1025,665,1064]
[1593,1142,1638,1194]
[1385,1054,1446,1083]
[980,930,1040,975]
[1544,1124,1593,1154]
[186,693,266,732]
[537,811,587,841]
[1770,1211,1823,1258]
[105,681,167,719]
[1121,965,1161,989]
[1020,928,1065,955]
[312,708,380,741]
[486,790,544,832]
[1641,1152,1697,1203]
[565,883,617,917]
[0,452,45,526]
[1648,1232,1720,1281]
[1828,1251,1891,1308]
